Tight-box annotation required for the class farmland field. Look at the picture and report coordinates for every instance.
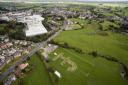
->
[0,2,128,85]
[14,54,52,85]
[49,47,128,85]
[47,19,128,85]
[54,21,128,67]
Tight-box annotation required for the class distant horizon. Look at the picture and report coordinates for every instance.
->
[0,0,128,2]
[78,0,128,2]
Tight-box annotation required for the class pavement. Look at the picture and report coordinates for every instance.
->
[0,29,63,81]
[0,18,67,81]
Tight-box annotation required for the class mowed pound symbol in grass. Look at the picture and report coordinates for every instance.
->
[53,53,77,72]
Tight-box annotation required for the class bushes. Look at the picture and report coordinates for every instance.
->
[61,42,85,54]
[101,55,119,62]
[0,21,26,39]
[89,50,120,63]
[22,66,33,73]
[49,41,85,54]
[120,63,128,80]
[98,24,103,31]
[26,33,51,43]
[89,51,98,57]
[97,31,108,36]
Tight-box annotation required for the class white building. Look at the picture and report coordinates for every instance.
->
[0,12,47,37]
[0,16,10,21]
[24,15,47,37]
[54,70,61,78]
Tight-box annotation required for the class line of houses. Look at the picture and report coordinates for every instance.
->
[0,35,33,71]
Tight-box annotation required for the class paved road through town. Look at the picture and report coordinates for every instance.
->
[0,21,66,81]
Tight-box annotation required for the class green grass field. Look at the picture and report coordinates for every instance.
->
[47,20,128,85]
[54,23,128,67]
[4,18,128,85]
[14,54,52,85]
[101,20,120,30]
[49,47,128,85]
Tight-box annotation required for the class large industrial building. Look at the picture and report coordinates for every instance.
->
[0,12,47,37]
[24,15,48,37]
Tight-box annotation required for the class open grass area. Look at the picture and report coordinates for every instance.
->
[49,47,128,85]
[46,18,128,85]
[54,24,128,68]
[69,24,81,29]
[123,8,128,16]
[101,20,120,30]
[14,54,52,85]
[103,12,115,17]
[70,18,89,25]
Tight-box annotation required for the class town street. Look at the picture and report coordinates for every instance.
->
[0,20,66,81]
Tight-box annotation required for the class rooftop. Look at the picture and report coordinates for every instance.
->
[25,15,48,37]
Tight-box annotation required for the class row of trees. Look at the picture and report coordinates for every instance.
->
[0,20,55,42]
[89,50,128,79]
[49,40,85,54]
[0,20,25,39]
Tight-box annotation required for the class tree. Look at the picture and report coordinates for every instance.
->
[90,51,98,57]
[63,42,69,48]
[98,24,103,31]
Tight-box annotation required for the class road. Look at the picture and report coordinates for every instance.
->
[0,25,65,81]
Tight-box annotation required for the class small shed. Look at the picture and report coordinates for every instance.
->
[54,70,61,78]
